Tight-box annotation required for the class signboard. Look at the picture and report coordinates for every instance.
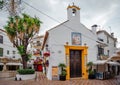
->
[52,66,58,80]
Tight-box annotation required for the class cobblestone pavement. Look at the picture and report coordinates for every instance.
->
[0,72,120,85]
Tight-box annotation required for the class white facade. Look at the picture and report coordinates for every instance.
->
[0,29,20,59]
[97,30,117,57]
[28,35,44,59]
[43,5,98,80]
[42,4,117,80]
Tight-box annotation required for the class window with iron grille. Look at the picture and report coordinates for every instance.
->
[0,48,3,56]
[7,50,9,55]
[0,35,3,44]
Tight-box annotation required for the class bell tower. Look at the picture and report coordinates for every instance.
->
[67,3,80,23]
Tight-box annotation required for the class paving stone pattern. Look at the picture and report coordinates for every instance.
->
[0,72,120,85]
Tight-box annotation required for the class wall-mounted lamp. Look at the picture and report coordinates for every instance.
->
[84,43,87,46]
[66,42,69,45]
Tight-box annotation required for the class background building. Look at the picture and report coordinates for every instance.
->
[28,35,44,71]
[97,29,117,59]
[0,29,21,71]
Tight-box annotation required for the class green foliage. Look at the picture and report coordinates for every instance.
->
[17,45,31,61]
[61,70,67,76]
[4,13,42,69]
[58,63,66,69]
[87,62,94,75]
[17,69,35,75]
[58,63,67,76]
[17,45,25,55]
[87,61,93,67]
[88,69,94,75]
[26,53,32,61]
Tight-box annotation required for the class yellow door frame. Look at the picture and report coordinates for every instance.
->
[64,45,88,80]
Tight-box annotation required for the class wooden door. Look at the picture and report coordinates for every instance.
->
[70,50,82,78]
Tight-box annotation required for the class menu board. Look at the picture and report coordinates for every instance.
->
[52,66,58,80]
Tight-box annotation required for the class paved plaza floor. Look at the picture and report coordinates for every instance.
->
[0,72,120,85]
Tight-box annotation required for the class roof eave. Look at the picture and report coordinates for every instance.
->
[42,31,49,50]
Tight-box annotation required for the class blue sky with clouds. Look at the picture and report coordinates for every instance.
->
[0,0,120,47]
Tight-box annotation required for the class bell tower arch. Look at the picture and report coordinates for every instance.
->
[67,3,80,23]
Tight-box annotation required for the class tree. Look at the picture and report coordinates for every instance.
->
[0,0,22,16]
[4,13,42,69]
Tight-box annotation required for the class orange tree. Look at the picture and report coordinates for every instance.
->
[4,14,42,69]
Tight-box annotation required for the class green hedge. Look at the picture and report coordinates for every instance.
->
[17,69,35,75]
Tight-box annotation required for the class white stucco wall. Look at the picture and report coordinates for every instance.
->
[0,30,20,59]
[45,19,98,80]
[43,4,117,80]
[97,32,117,56]
[44,5,99,80]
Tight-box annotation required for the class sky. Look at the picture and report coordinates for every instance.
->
[0,0,120,47]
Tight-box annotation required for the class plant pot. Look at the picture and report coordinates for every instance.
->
[59,75,66,81]
[16,74,36,80]
[88,74,95,79]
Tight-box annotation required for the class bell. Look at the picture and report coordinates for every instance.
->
[72,9,76,14]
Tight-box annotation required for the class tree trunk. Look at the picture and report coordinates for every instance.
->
[21,55,27,69]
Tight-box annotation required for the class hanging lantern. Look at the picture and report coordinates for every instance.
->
[43,52,50,57]
[45,60,49,67]
[34,59,43,64]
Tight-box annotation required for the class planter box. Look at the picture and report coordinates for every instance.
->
[88,74,95,79]
[16,74,36,80]
[59,75,66,81]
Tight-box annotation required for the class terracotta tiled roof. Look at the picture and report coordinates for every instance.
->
[42,31,49,50]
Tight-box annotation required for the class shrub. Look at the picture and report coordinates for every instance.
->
[17,69,35,75]
[58,63,67,76]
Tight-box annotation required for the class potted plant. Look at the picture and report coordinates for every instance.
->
[58,63,67,81]
[87,62,95,79]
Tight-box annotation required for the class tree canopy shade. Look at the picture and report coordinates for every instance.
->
[4,13,42,69]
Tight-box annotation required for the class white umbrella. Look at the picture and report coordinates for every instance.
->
[0,63,3,65]
[6,62,22,66]
[116,50,120,55]
[107,61,120,66]
[93,60,108,65]
[108,54,120,61]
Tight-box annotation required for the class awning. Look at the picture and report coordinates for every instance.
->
[108,54,120,61]
[93,60,120,66]
[93,60,108,65]
[6,63,22,66]
[107,61,120,66]
[116,49,120,55]
[0,63,3,65]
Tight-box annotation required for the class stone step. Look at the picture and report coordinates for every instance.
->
[0,71,16,78]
